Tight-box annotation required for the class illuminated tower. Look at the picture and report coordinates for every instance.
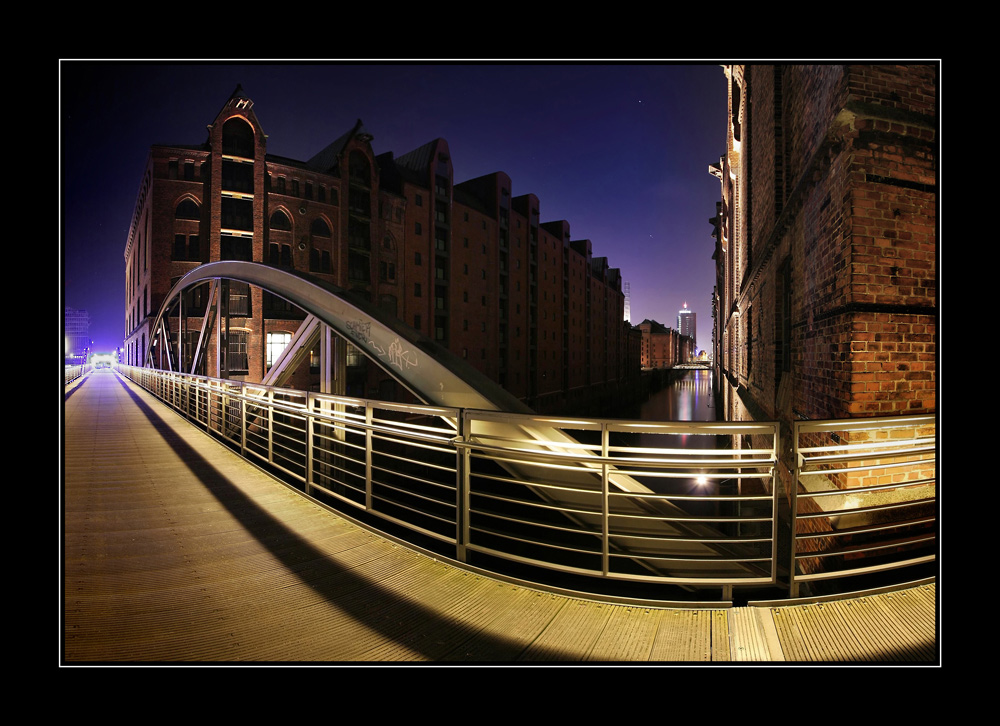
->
[677,302,695,347]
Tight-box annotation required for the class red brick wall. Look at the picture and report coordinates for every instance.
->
[718,64,936,424]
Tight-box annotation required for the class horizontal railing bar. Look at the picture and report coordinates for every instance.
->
[470,490,601,519]
[468,469,602,496]
[795,415,935,433]
[610,510,774,524]
[471,512,603,542]
[608,490,774,502]
[799,459,935,477]
[371,468,457,497]
[370,492,456,526]
[795,498,933,519]
[797,477,935,497]
[795,516,936,540]
[798,440,935,460]
[795,534,936,560]
[605,529,773,544]
[794,554,936,583]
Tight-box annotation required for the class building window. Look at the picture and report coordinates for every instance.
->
[266,332,291,369]
[414,283,422,297]
[227,330,249,374]
[415,193,423,206]
[270,210,291,230]
[311,218,330,237]
[228,281,251,317]
[175,199,200,220]
[415,222,422,235]
[222,117,254,158]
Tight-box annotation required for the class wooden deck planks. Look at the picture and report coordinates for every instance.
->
[63,371,937,663]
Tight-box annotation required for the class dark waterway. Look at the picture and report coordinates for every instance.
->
[613,369,728,512]
[637,369,717,424]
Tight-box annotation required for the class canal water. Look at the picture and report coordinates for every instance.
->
[616,369,728,516]
[637,369,717,424]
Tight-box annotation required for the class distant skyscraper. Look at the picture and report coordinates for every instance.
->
[65,306,91,362]
[677,302,696,347]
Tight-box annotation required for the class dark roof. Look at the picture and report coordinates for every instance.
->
[307,119,373,173]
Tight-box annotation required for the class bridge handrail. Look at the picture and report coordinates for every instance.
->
[64,364,89,385]
[790,414,937,597]
[116,364,935,600]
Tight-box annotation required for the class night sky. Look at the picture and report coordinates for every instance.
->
[60,62,729,355]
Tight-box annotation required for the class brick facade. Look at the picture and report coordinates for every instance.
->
[712,64,937,428]
[710,64,937,508]
[124,85,641,415]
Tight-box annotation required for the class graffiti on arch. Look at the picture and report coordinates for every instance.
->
[346,318,418,373]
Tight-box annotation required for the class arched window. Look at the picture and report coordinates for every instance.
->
[175,199,200,219]
[269,210,291,230]
[222,117,255,158]
[311,218,330,237]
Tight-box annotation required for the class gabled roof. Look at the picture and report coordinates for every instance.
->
[307,119,373,173]
[638,319,671,335]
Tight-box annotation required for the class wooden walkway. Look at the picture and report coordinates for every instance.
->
[63,370,938,663]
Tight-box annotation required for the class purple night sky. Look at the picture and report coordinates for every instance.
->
[60,62,728,355]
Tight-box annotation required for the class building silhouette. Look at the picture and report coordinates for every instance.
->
[64,306,90,363]
[677,303,696,348]
[123,86,640,415]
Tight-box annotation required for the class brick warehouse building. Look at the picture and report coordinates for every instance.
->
[636,318,692,370]
[709,64,937,483]
[123,85,641,415]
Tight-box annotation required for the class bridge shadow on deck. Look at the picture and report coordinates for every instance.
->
[65,373,598,662]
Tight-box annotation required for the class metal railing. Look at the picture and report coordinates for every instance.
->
[791,415,936,597]
[457,412,778,592]
[65,364,89,385]
[117,366,935,599]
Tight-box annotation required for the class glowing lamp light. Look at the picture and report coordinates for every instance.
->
[695,475,708,486]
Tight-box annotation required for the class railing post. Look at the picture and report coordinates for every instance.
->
[364,403,373,511]
[455,410,469,563]
[789,420,801,599]
[267,388,275,465]
[305,392,314,497]
[239,383,247,458]
[771,423,780,587]
[601,422,610,577]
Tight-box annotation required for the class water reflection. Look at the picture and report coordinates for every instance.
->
[632,370,726,515]
[640,369,716,424]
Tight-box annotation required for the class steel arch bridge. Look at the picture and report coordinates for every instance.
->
[142,261,783,594]
[145,260,530,413]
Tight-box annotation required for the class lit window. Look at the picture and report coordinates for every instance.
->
[267,332,292,368]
